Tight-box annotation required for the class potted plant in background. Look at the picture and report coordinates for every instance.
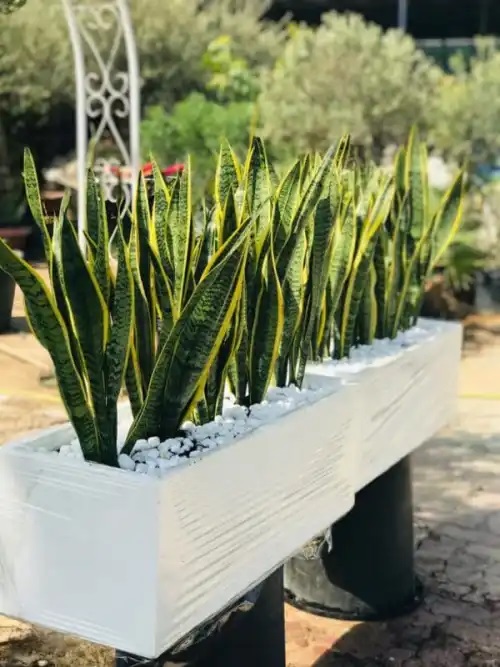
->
[0,135,462,666]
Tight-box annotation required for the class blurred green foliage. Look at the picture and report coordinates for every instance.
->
[258,14,442,160]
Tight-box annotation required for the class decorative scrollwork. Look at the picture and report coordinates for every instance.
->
[63,0,140,235]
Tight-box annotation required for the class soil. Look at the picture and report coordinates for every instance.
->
[0,278,499,666]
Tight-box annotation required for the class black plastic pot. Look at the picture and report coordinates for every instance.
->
[0,268,15,333]
[285,456,422,621]
[115,567,285,667]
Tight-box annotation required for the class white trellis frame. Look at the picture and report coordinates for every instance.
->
[61,0,141,248]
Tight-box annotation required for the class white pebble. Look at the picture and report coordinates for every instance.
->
[146,459,158,471]
[59,444,73,456]
[147,436,161,448]
[145,449,160,460]
[118,454,135,471]
[135,463,149,474]
[223,405,247,420]
[181,420,196,432]
[201,438,217,449]
[132,439,149,452]
[171,440,184,454]
[158,439,178,458]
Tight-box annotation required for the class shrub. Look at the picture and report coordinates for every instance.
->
[430,39,500,171]
[258,13,442,159]
[0,0,283,118]
[141,94,254,195]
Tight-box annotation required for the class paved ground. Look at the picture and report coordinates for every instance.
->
[0,286,499,666]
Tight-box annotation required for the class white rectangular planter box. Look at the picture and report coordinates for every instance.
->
[0,319,461,657]
[0,378,356,658]
[307,319,462,490]
[353,319,461,489]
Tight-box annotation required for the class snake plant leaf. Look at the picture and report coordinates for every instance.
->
[124,216,252,448]
[86,171,111,303]
[23,159,75,354]
[328,195,356,318]
[384,193,409,336]
[244,137,272,253]
[276,229,307,387]
[23,148,51,261]
[105,223,134,407]
[129,175,155,392]
[333,134,351,170]
[391,171,464,334]
[193,212,217,284]
[404,128,428,241]
[148,244,174,339]
[125,344,144,418]
[358,260,377,346]
[430,170,466,270]
[278,143,336,278]
[0,237,101,460]
[227,286,250,403]
[54,215,117,465]
[220,188,239,244]
[338,179,394,357]
[203,317,241,421]
[393,145,406,198]
[373,227,388,338]
[273,158,302,255]
[85,169,101,250]
[152,160,174,285]
[249,240,284,404]
[215,141,241,212]
[165,158,193,314]
[297,191,338,386]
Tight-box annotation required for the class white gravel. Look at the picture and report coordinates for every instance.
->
[56,321,442,476]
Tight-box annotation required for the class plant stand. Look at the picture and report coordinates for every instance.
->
[0,269,15,333]
[285,456,421,620]
[115,569,286,667]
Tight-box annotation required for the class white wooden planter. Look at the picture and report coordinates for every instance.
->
[0,319,461,657]
[0,378,356,657]
[308,319,462,490]
[353,319,461,489]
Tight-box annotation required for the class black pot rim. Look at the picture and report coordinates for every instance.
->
[285,577,424,622]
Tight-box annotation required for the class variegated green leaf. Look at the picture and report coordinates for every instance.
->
[124,216,253,448]
[249,241,284,403]
[0,237,101,461]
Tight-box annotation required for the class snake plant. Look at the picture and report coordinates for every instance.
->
[0,150,135,465]
[0,132,464,465]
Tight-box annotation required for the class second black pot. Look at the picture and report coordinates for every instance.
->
[285,456,422,621]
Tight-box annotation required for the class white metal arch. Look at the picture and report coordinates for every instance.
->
[61,0,141,248]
